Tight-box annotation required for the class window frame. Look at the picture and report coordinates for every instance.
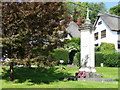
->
[118,41,120,49]
[118,44,120,49]
[94,32,98,40]
[101,29,106,39]
[117,30,120,34]
[98,21,102,25]
[95,44,98,46]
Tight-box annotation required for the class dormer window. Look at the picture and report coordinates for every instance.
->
[98,21,102,25]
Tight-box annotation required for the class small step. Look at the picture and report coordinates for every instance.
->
[78,78,116,82]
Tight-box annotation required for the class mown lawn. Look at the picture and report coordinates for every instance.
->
[0,66,118,88]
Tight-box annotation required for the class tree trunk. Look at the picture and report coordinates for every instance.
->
[10,61,14,81]
[26,60,31,68]
[37,62,40,68]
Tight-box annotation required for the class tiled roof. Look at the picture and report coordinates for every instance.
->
[66,21,81,38]
[96,13,120,31]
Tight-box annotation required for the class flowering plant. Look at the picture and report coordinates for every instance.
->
[77,72,86,78]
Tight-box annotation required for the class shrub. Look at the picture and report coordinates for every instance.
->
[64,42,79,52]
[95,43,117,67]
[64,38,80,52]
[51,49,69,64]
[95,52,104,67]
[118,53,120,67]
[73,52,80,66]
[95,51,120,67]
[100,43,115,52]
[103,52,119,67]
[95,46,100,52]
[68,38,80,45]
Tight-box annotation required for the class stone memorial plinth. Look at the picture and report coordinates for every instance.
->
[78,8,101,78]
[78,78,116,82]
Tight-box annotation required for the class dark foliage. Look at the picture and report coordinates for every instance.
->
[2,66,72,84]
[51,49,69,64]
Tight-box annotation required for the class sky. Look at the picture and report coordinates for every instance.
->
[104,2,118,10]
[73,0,119,11]
[2,0,119,11]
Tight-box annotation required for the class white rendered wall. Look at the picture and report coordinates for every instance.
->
[94,17,119,51]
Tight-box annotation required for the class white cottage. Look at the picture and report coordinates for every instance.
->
[94,13,120,52]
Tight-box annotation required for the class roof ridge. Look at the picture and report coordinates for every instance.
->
[105,13,120,18]
[98,12,120,18]
[96,12,120,31]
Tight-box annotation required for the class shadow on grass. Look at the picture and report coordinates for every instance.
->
[1,66,72,84]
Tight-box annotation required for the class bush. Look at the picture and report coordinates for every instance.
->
[68,38,80,45]
[95,51,120,67]
[73,52,80,66]
[64,38,80,52]
[100,43,115,52]
[51,49,69,64]
[95,46,100,52]
[95,43,118,67]
[103,52,119,67]
[118,53,120,67]
[95,52,104,67]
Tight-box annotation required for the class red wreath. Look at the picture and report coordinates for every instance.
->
[77,72,86,78]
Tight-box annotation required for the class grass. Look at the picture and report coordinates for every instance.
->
[1,80,118,88]
[0,65,118,88]
[96,67,118,79]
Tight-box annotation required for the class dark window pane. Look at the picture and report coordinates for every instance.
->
[95,44,98,46]
[117,30,120,34]
[118,44,120,49]
[101,30,106,38]
[98,21,102,25]
[94,32,98,40]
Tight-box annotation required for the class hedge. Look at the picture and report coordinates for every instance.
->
[50,49,120,67]
[103,52,119,67]
[118,53,120,67]
[100,43,115,52]
[95,52,104,67]
[95,43,119,67]
[51,49,69,64]
[95,51,120,67]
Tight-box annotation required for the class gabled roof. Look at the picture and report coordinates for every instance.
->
[66,21,80,38]
[94,13,120,31]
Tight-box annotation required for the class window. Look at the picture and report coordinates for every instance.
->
[95,44,98,46]
[118,41,120,49]
[118,44,120,49]
[98,21,102,25]
[101,30,106,38]
[117,30,120,34]
[94,32,98,40]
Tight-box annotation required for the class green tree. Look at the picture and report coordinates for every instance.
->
[88,2,107,23]
[64,38,80,52]
[2,2,69,81]
[109,4,120,16]
[65,2,107,24]
[64,38,80,65]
